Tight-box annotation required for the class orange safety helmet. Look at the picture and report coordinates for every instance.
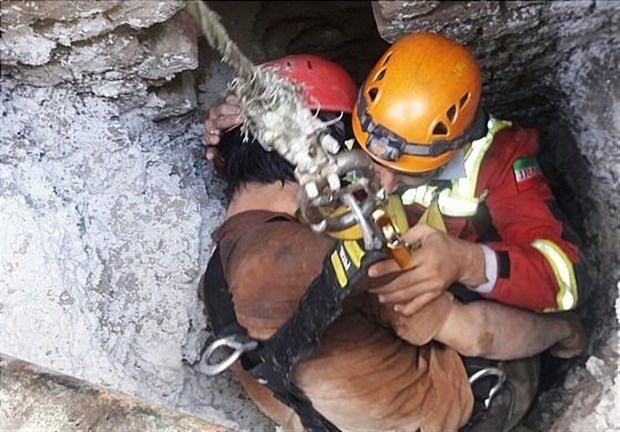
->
[262,54,357,114]
[352,32,487,173]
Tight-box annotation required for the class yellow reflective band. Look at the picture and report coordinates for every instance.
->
[531,239,578,311]
[330,248,348,288]
[386,194,410,234]
[402,186,479,216]
[436,189,480,216]
[401,117,512,217]
[457,118,512,198]
[401,184,436,206]
[343,240,364,268]
[418,199,447,232]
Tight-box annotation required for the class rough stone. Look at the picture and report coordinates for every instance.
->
[0,0,120,29]
[0,25,57,66]
[64,31,144,76]
[144,71,198,121]
[0,1,197,114]
[104,0,185,30]
[136,12,199,81]
[0,81,269,431]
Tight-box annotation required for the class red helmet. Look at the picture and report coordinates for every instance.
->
[262,54,357,114]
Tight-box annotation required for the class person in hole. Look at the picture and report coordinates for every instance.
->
[205,33,591,319]
[199,52,586,432]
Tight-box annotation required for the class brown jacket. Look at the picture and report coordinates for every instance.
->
[202,210,473,432]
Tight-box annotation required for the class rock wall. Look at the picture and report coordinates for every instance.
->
[1,0,198,119]
[205,0,389,85]
[0,1,271,430]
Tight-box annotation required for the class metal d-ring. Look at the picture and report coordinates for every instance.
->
[202,335,258,376]
[468,367,507,409]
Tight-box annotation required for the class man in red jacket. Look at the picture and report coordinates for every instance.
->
[204,32,588,318]
[351,32,589,316]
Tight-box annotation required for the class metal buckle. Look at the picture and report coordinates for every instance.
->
[201,335,258,376]
[468,367,506,409]
[297,149,387,250]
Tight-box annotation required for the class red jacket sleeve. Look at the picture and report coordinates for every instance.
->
[475,126,585,311]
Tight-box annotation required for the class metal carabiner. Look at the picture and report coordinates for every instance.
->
[201,335,258,376]
[468,367,507,409]
[296,150,385,236]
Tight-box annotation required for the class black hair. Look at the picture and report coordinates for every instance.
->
[218,113,353,197]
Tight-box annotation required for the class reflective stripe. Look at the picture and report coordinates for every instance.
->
[401,117,512,216]
[343,240,364,268]
[330,248,347,288]
[457,117,513,198]
[531,239,578,311]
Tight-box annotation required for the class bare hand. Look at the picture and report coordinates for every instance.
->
[203,95,243,159]
[549,314,587,358]
[368,224,486,316]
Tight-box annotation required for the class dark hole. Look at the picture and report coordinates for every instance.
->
[447,105,457,122]
[286,61,292,69]
[367,87,378,102]
[433,122,448,135]
[375,69,386,81]
[460,92,470,107]
[382,53,392,66]
[307,60,312,69]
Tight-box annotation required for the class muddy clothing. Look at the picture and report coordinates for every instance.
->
[204,210,473,432]
[402,122,588,312]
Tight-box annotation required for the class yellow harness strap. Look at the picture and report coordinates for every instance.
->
[418,197,447,233]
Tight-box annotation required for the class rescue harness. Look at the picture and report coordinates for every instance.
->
[202,232,386,432]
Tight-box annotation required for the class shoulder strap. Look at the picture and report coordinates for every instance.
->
[203,237,385,432]
[203,247,246,338]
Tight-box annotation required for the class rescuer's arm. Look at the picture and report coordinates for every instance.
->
[468,128,588,312]
[368,128,589,315]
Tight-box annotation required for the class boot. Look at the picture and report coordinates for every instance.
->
[461,355,540,432]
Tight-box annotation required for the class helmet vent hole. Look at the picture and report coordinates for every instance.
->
[382,53,392,66]
[375,69,386,82]
[433,122,448,136]
[459,93,470,107]
[286,61,293,69]
[447,105,457,123]
[307,60,313,70]
[367,87,379,102]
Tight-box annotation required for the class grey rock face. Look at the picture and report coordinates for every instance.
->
[0,0,196,113]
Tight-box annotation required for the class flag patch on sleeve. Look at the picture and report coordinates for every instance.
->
[512,156,543,192]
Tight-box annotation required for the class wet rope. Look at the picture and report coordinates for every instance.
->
[185,0,340,179]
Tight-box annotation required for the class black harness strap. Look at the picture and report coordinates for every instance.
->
[203,247,246,338]
[203,239,385,432]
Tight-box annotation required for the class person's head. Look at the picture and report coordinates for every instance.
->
[218,54,358,196]
[352,32,487,193]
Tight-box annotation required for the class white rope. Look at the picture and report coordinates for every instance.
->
[185,0,339,178]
